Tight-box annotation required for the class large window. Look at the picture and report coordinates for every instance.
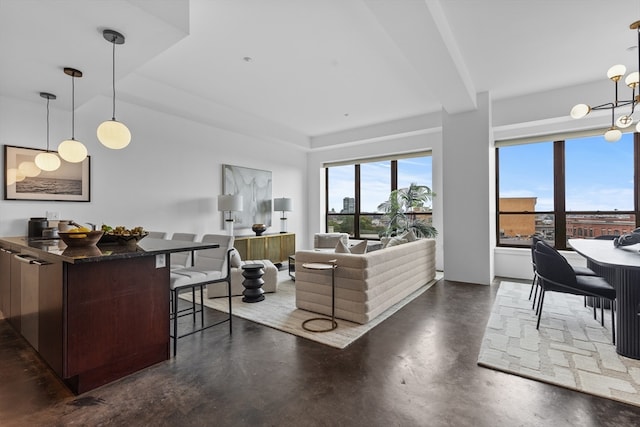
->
[497,132,638,249]
[326,155,433,239]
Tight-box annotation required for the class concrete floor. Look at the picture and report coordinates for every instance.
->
[2,277,640,426]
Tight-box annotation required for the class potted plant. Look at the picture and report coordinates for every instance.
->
[377,183,437,238]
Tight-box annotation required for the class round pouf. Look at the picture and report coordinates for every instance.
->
[241,263,265,303]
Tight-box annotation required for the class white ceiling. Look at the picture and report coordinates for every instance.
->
[2,0,640,147]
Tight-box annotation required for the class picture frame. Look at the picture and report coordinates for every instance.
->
[222,164,272,229]
[4,145,90,202]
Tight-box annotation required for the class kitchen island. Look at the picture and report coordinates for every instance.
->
[0,236,219,394]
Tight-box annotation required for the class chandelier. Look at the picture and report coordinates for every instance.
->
[570,20,640,142]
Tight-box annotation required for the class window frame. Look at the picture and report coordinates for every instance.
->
[496,133,640,250]
[325,155,432,240]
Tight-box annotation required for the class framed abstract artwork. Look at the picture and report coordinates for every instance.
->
[222,164,272,229]
[4,145,90,201]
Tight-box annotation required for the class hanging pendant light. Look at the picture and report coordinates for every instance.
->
[97,29,131,149]
[35,92,61,171]
[570,20,640,142]
[58,67,88,163]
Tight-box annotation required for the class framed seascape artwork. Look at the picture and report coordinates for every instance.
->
[222,164,272,229]
[4,145,91,202]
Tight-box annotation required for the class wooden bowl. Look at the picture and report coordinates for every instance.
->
[58,230,104,247]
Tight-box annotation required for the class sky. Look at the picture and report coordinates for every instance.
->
[499,133,634,212]
[328,156,433,213]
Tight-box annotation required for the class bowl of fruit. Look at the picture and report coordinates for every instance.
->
[99,225,148,247]
[58,227,104,247]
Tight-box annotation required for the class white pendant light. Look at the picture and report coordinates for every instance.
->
[58,68,88,163]
[97,29,131,149]
[35,92,61,172]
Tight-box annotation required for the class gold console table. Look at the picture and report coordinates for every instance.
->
[233,232,295,265]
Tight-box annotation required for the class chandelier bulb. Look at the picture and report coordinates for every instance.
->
[570,104,590,119]
[607,64,626,81]
[604,128,622,142]
[616,115,634,128]
[625,71,640,88]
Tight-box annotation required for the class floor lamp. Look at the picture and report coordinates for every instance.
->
[274,197,293,233]
[218,194,243,236]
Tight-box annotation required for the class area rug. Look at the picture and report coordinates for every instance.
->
[180,272,440,349]
[477,281,640,407]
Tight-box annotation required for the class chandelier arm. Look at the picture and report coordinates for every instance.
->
[611,104,616,128]
[591,102,616,111]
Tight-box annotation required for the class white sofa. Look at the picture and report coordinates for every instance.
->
[294,238,436,324]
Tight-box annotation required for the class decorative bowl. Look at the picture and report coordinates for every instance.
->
[58,230,104,247]
[100,232,149,247]
[252,223,267,236]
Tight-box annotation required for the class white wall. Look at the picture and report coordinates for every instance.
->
[441,92,494,285]
[0,95,307,244]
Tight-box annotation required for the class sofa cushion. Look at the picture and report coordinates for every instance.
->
[400,229,418,242]
[315,233,349,249]
[335,239,350,253]
[349,240,368,254]
[382,236,407,248]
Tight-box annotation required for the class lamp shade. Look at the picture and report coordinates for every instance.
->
[274,197,293,212]
[97,119,131,149]
[58,139,88,163]
[604,128,622,142]
[35,152,61,171]
[218,194,243,212]
[570,104,590,119]
[607,64,626,80]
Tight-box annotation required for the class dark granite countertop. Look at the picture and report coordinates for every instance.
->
[0,236,219,264]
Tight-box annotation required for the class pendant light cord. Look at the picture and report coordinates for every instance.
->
[111,39,116,120]
[45,96,51,152]
[71,74,75,140]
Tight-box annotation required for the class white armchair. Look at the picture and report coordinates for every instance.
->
[313,233,349,250]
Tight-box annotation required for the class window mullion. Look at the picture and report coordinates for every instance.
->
[554,140,567,249]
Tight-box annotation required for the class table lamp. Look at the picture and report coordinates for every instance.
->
[274,197,293,233]
[218,194,243,236]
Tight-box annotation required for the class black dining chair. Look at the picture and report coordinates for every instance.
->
[529,236,597,310]
[533,242,616,344]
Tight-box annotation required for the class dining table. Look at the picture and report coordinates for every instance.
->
[569,238,640,360]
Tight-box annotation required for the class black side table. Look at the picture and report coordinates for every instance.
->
[241,263,265,303]
[288,255,296,281]
[301,260,338,332]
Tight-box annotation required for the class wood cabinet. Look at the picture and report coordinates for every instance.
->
[0,236,222,395]
[0,245,23,330]
[234,233,295,264]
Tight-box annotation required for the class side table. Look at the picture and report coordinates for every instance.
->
[241,263,265,303]
[288,254,296,281]
[301,260,338,332]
